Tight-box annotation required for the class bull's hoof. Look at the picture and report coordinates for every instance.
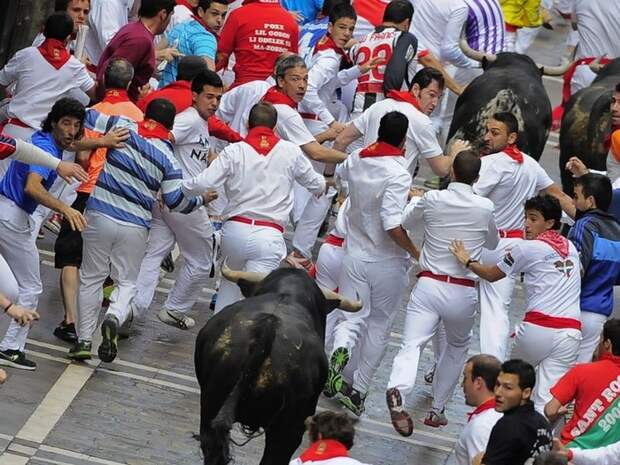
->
[324,347,350,397]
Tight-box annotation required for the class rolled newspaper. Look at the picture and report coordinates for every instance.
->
[74,24,89,62]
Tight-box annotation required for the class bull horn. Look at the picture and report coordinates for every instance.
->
[320,287,363,312]
[539,59,575,76]
[459,27,496,63]
[221,259,267,283]
[589,56,606,74]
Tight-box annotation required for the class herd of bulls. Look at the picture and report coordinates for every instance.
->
[193,46,620,465]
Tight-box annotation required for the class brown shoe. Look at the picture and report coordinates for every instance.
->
[386,388,413,437]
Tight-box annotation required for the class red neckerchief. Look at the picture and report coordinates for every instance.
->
[243,0,280,4]
[314,35,352,66]
[191,15,219,38]
[138,118,171,140]
[262,86,297,109]
[386,90,422,112]
[467,398,496,423]
[537,230,569,258]
[299,439,349,463]
[502,144,524,164]
[176,0,194,10]
[600,352,620,367]
[244,126,280,155]
[102,89,131,105]
[38,38,71,70]
[359,141,404,158]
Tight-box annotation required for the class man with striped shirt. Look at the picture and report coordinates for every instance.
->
[69,98,214,363]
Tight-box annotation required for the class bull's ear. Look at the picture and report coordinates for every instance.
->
[236,278,257,298]
[324,299,341,314]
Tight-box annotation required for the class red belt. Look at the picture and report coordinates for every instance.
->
[356,82,384,94]
[299,112,321,121]
[523,311,581,331]
[324,234,344,247]
[417,271,476,288]
[228,215,284,233]
[499,229,524,239]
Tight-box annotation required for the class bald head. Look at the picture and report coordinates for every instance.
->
[248,102,278,129]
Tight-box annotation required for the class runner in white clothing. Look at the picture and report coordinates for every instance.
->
[385,150,498,434]
[84,0,131,65]
[473,112,575,361]
[132,70,222,330]
[181,102,328,312]
[451,194,582,411]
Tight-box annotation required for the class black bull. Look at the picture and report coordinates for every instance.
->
[559,58,620,193]
[447,53,552,161]
[194,268,361,465]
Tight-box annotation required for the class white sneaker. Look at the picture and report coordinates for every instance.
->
[157,309,195,330]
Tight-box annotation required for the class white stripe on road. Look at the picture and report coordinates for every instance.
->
[0,454,29,465]
[38,445,127,465]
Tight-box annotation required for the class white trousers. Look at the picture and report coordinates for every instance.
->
[77,211,148,341]
[388,277,478,411]
[0,255,18,302]
[214,220,286,313]
[316,241,345,351]
[577,311,607,363]
[292,187,336,259]
[331,254,409,394]
[511,322,581,412]
[0,197,41,351]
[133,205,214,317]
[479,237,520,360]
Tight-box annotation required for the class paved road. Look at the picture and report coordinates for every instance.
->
[0,17,596,465]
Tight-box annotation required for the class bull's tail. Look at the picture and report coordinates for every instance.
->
[203,314,279,465]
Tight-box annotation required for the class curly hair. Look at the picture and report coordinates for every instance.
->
[305,411,358,449]
[41,97,86,137]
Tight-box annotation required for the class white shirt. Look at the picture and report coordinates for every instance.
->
[290,457,371,465]
[473,151,553,231]
[84,0,130,64]
[330,197,350,239]
[181,138,326,225]
[403,183,498,279]
[337,148,411,261]
[574,0,620,60]
[216,80,316,146]
[171,106,210,178]
[166,4,194,35]
[299,49,361,126]
[352,98,442,177]
[454,406,503,465]
[571,440,620,465]
[496,238,581,319]
[0,47,94,129]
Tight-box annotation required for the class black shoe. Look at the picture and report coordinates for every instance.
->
[98,316,119,363]
[53,321,78,343]
[67,340,92,360]
[160,252,175,273]
[0,349,36,370]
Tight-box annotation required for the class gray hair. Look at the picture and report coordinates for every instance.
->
[274,54,306,81]
[104,58,135,90]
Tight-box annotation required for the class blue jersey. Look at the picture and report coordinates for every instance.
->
[282,0,323,24]
[0,131,62,214]
[299,17,329,67]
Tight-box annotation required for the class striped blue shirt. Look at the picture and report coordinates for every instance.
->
[84,110,203,229]
[464,0,505,54]
[160,19,217,87]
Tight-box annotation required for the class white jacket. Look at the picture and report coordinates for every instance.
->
[571,441,620,465]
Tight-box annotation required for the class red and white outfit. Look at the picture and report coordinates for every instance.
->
[352,91,442,179]
[387,183,498,412]
[330,141,411,395]
[454,398,503,465]
[132,106,214,317]
[289,439,371,465]
[473,147,554,361]
[293,37,360,259]
[497,231,582,411]
[181,126,326,312]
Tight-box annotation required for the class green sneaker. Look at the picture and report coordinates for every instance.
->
[337,380,366,416]
[68,341,92,360]
[98,315,119,363]
[323,347,350,398]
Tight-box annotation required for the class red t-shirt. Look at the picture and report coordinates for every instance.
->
[97,21,156,102]
[352,0,390,27]
[550,353,620,448]
[217,0,299,88]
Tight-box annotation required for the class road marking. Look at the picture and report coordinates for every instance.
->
[0,453,29,465]
[38,445,127,465]
[6,444,36,457]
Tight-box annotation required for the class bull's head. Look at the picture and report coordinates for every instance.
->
[221,261,363,312]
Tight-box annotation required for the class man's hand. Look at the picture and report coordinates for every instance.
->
[100,128,130,149]
[6,304,40,327]
[320,126,341,143]
[358,56,384,74]
[61,207,87,232]
[329,121,347,134]
[202,190,219,205]
[324,177,337,194]
[138,83,152,100]
[409,187,425,199]
[57,161,89,183]
[449,239,471,266]
[0,368,5,383]
[565,156,589,177]
[447,139,471,158]
[552,439,570,458]
[157,47,184,63]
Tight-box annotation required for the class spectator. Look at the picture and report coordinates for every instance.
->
[289,411,371,465]
[96,0,177,102]
[454,354,503,465]
[159,0,229,86]
[545,319,620,449]
[32,0,91,48]
[475,359,552,465]
[216,0,299,88]
[568,174,620,362]
[84,0,132,66]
